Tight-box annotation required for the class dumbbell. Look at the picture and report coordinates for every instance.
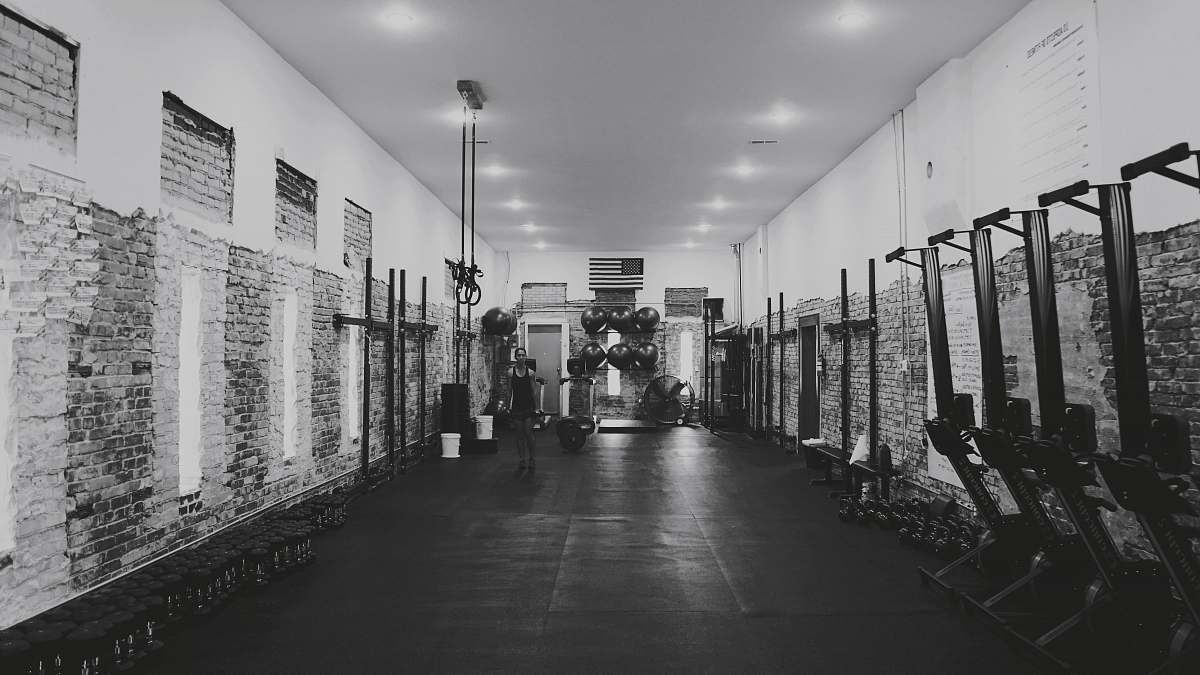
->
[837,496,861,523]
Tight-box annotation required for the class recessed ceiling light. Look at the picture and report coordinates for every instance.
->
[837,10,868,29]
[732,161,756,179]
[697,222,713,232]
[380,8,417,29]
[521,222,537,232]
[705,196,730,211]
[440,106,467,126]
[766,104,797,127]
[684,240,696,249]
[482,163,509,178]
[505,197,527,210]
[535,241,547,250]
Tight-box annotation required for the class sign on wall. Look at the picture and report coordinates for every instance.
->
[925,262,985,489]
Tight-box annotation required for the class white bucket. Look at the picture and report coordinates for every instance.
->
[475,416,494,440]
[440,433,462,459]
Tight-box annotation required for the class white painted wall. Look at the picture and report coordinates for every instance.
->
[744,0,1200,316]
[4,0,500,308]
[502,249,737,309]
[177,269,203,495]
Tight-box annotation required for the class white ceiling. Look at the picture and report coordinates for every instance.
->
[220,0,1026,252]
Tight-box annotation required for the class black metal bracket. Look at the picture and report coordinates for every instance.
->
[1121,142,1200,190]
[928,228,973,254]
[333,314,390,333]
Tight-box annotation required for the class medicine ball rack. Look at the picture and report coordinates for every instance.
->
[333,259,438,485]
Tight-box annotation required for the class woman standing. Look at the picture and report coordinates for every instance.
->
[509,347,542,471]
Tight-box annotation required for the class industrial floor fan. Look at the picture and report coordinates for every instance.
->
[643,375,696,425]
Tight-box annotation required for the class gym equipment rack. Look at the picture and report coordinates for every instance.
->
[767,292,791,449]
[1042,165,1200,671]
[333,257,396,484]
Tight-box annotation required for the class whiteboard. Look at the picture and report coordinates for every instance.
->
[925,262,985,489]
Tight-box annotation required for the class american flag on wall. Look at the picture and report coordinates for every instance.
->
[588,257,644,290]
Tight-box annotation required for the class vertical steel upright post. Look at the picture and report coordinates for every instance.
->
[361,258,373,482]
[778,292,784,447]
[703,304,710,427]
[840,269,850,493]
[868,259,878,469]
[766,295,772,440]
[420,276,427,456]
[399,269,408,472]
[387,268,396,475]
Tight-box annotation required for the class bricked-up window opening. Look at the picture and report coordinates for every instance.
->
[178,268,203,496]
[160,92,235,224]
[343,199,372,267]
[680,331,694,385]
[0,336,14,550]
[275,159,317,248]
[0,4,79,151]
[346,327,360,444]
[282,290,299,458]
[607,330,620,396]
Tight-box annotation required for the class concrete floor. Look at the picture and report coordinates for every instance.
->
[155,427,1036,674]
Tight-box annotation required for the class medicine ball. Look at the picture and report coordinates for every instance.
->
[580,306,609,333]
[634,306,660,331]
[580,342,607,371]
[607,306,636,332]
[606,342,635,370]
[482,307,516,335]
[633,342,659,369]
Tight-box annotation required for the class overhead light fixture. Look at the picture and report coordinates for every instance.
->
[705,196,730,211]
[697,222,713,232]
[380,8,417,29]
[684,240,697,249]
[482,163,509,178]
[535,241,547,250]
[521,222,537,232]
[732,160,756,179]
[440,106,467,126]
[837,10,868,29]
[505,197,527,210]
[765,103,797,127]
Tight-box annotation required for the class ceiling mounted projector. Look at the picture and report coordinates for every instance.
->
[457,80,485,110]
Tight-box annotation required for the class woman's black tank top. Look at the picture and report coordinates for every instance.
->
[511,367,534,412]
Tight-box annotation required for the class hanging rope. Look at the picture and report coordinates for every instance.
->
[447,106,484,306]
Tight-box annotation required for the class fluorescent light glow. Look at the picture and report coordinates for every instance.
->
[380,8,417,29]
[482,163,509,178]
[535,241,547,250]
[705,196,730,211]
[521,222,537,232]
[837,10,868,29]
[505,197,527,210]
[732,160,756,178]
[684,240,696,249]
[696,222,713,232]
[440,106,467,126]
[765,103,797,127]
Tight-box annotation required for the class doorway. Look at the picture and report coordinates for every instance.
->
[524,324,565,414]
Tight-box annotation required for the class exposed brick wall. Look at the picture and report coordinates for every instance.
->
[343,199,371,267]
[520,283,566,308]
[0,5,78,152]
[266,255,314,483]
[664,287,706,318]
[64,207,156,588]
[151,212,228,546]
[224,246,272,516]
[275,159,316,248]
[160,93,234,225]
[594,288,636,306]
[311,270,343,466]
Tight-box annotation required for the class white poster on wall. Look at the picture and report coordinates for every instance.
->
[925,263,985,489]
[1010,1,1102,204]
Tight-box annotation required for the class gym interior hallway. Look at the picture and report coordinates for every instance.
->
[156,429,1033,674]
